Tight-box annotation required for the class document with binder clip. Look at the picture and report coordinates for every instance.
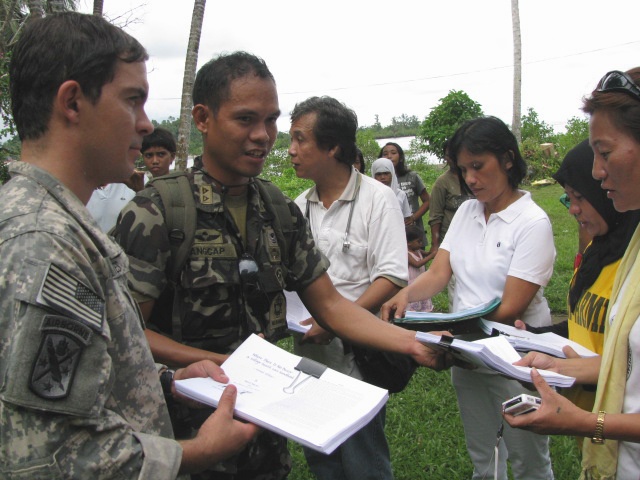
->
[175,334,389,454]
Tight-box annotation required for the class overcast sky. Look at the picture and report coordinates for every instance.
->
[79,0,639,134]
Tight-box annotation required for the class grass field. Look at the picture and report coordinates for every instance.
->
[272,173,583,479]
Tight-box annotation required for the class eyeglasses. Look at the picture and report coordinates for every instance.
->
[596,70,640,102]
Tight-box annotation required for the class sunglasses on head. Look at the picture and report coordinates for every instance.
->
[596,70,640,102]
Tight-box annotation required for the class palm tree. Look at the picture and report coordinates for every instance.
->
[48,0,68,12]
[92,0,102,16]
[175,0,206,171]
[26,0,44,21]
[511,0,522,143]
[0,0,22,54]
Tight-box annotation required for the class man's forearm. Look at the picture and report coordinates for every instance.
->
[145,329,227,368]
[355,277,402,314]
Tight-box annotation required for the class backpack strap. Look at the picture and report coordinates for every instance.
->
[254,179,293,263]
[147,172,197,342]
[149,172,197,284]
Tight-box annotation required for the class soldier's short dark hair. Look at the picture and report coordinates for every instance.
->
[142,127,177,154]
[290,96,358,166]
[193,51,275,115]
[10,12,148,141]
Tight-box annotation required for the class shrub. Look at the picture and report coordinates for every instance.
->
[521,138,561,184]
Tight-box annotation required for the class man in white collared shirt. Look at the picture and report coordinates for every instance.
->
[288,96,407,480]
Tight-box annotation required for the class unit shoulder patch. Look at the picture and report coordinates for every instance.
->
[29,315,93,399]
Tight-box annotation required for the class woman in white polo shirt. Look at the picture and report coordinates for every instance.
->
[382,116,556,480]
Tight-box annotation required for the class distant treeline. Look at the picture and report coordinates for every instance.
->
[365,113,421,139]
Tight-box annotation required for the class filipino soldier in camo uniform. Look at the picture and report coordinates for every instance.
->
[112,52,443,479]
[0,12,258,479]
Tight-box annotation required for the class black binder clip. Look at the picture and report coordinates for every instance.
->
[295,357,327,378]
[283,357,327,394]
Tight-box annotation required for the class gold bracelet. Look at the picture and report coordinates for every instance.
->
[591,411,606,444]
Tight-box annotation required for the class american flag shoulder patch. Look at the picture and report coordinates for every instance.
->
[36,263,105,333]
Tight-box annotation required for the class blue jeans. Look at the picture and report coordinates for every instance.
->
[302,406,393,480]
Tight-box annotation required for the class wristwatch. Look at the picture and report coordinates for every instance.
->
[591,411,606,444]
[160,368,176,397]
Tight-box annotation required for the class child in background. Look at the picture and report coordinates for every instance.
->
[406,225,433,312]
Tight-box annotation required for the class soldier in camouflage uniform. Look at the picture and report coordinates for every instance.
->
[113,52,446,480]
[114,53,328,480]
[0,13,257,479]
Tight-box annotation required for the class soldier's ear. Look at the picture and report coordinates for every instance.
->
[192,104,210,134]
[56,80,83,124]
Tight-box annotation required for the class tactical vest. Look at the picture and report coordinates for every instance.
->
[142,171,295,352]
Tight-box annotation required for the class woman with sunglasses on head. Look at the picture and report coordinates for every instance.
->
[505,68,640,480]
[529,140,640,432]
[382,116,556,480]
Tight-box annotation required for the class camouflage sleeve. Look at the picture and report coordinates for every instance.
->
[0,233,182,479]
[113,191,170,303]
[283,198,330,291]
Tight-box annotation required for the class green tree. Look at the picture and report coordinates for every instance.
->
[521,107,555,144]
[151,115,203,157]
[1,0,78,137]
[416,89,483,159]
[554,116,589,158]
[356,129,380,170]
[1,50,12,137]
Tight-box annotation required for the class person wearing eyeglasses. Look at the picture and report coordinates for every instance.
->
[504,68,640,479]
[382,116,557,480]
[113,52,447,480]
[288,96,408,480]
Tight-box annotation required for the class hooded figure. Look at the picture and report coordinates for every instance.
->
[371,157,412,218]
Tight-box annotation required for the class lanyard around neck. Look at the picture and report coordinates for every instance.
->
[305,173,362,252]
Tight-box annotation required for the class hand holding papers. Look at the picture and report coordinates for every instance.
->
[175,335,388,454]
[479,319,598,358]
[415,331,576,388]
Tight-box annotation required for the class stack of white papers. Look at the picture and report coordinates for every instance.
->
[175,334,388,454]
[479,320,598,358]
[284,290,311,334]
[415,332,576,388]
